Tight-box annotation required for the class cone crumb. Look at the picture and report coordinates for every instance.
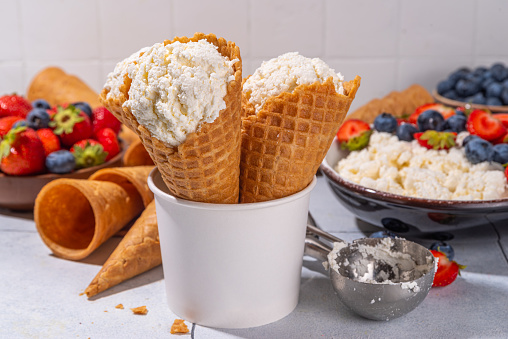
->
[130,306,148,315]
[116,304,124,309]
[170,319,189,334]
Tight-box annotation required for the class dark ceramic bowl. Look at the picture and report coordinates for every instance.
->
[320,138,508,237]
[0,146,124,211]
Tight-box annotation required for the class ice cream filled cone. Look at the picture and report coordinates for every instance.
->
[240,53,360,202]
[85,200,160,298]
[34,177,145,260]
[100,33,242,204]
[27,67,101,108]
[123,139,155,167]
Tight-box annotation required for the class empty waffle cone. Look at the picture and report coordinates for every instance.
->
[85,200,160,297]
[27,67,101,108]
[240,76,361,203]
[34,178,145,260]
[100,33,242,204]
[123,139,155,167]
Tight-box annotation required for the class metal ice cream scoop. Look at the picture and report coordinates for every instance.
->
[305,224,435,321]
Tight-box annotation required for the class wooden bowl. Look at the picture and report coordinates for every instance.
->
[0,148,124,211]
[433,90,508,113]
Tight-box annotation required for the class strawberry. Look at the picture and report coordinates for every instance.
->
[36,128,61,157]
[414,131,457,150]
[409,103,455,125]
[336,119,372,151]
[94,127,120,161]
[92,107,121,134]
[0,94,32,118]
[505,166,508,182]
[71,139,107,169]
[0,116,23,138]
[466,109,506,142]
[430,249,466,287]
[493,113,508,129]
[0,126,45,175]
[49,105,93,147]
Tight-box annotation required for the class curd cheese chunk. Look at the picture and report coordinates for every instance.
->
[123,39,237,146]
[336,132,507,200]
[243,52,344,113]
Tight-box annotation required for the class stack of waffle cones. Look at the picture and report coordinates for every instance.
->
[100,33,243,204]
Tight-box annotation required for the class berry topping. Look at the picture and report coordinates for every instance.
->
[0,94,32,118]
[414,131,457,150]
[430,249,466,287]
[409,103,455,125]
[336,119,372,151]
[396,123,418,142]
[443,114,467,133]
[464,138,494,164]
[45,150,76,174]
[26,108,50,130]
[466,109,506,141]
[373,112,398,133]
[492,143,508,165]
[417,110,445,132]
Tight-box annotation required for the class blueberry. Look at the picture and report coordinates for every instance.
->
[444,114,467,133]
[32,99,51,110]
[26,108,50,130]
[45,150,76,174]
[455,109,466,116]
[465,138,494,164]
[437,79,455,95]
[429,241,455,260]
[72,102,93,119]
[443,90,459,100]
[503,78,508,88]
[13,120,28,129]
[482,70,493,80]
[482,77,496,91]
[369,231,397,239]
[396,123,418,141]
[374,112,398,133]
[462,134,480,147]
[455,79,481,97]
[492,144,508,164]
[473,66,488,77]
[417,110,445,131]
[486,97,503,106]
[501,87,508,105]
[471,92,487,105]
[490,63,508,82]
[486,82,503,98]
[448,69,470,84]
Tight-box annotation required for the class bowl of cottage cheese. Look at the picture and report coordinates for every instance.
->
[320,132,508,235]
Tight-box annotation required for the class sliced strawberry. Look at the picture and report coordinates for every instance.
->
[0,126,45,175]
[430,249,466,287]
[36,128,61,157]
[336,119,372,151]
[414,131,457,150]
[409,103,455,125]
[493,113,508,129]
[0,94,32,118]
[0,116,24,138]
[466,109,506,141]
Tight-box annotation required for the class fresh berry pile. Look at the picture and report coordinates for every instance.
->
[436,63,508,106]
[337,103,508,183]
[0,94,121,176]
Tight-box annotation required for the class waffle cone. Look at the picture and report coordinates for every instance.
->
[240,76,361,203]
[85,200,160,297]
[123,139,155,167]
[27,67,101,108]
[100,33,242,203]
[34,178,145,260]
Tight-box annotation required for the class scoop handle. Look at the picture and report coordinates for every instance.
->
[304,224,346,262]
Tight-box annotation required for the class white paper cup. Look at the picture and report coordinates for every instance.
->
[147,168,317,328]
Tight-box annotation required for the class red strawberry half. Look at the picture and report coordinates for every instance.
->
[0,126,45,175]
[92,107,121,134]
[94,127,120,161]
[71,139,107,169]
[466,109,506,141]
[493,113,508,129]
[0,94,32,118]
[0,116,24,138]
[409,103,455,125]
[36,128,61,157]
[49,105,93,147]
[430,249,466,287]
[336,119,372,151]
[414,131,457,150]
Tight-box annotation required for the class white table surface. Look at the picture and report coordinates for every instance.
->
[1,175,508,339]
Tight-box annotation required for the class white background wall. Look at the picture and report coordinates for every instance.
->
[1,0,507,112]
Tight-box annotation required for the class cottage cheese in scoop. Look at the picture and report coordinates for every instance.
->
[243,52,344,113]
[123,40,237,146]
[336,131,507,200]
